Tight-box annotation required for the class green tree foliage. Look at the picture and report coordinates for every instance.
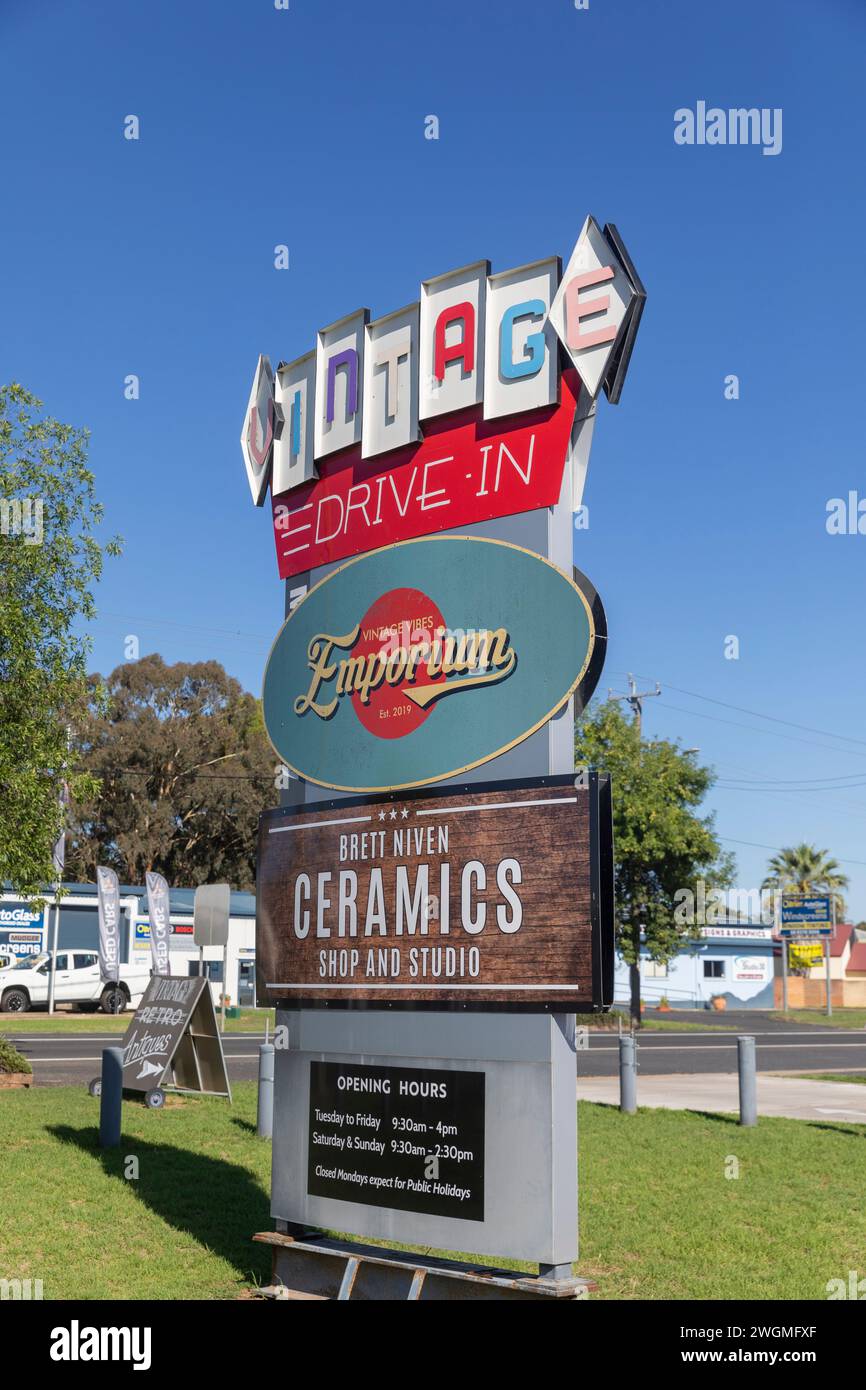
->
[761,844,848,921]
[575,701,734,1023]
[0,384,119,896]
[66,655,278,891]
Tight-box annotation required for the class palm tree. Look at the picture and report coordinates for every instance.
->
[761,844,848,921]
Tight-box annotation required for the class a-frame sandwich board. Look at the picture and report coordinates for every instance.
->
[119,974,231,1100]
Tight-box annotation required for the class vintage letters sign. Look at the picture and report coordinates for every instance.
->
[262,536,606,793]
[256,774,614,1010]
[241,223,643,497]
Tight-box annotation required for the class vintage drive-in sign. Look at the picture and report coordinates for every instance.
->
[262,536,606,793]
[241,217,645,577]
[256,774,614,1010]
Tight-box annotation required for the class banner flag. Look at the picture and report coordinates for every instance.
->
[145,872,171,977]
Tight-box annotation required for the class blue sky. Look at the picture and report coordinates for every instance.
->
[2,0,866,914]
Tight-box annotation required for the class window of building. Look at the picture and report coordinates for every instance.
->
[643,960,668,979]
[703,960,725,979]
[188,960,224,983]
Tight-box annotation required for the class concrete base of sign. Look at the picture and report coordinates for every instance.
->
[270,1008,579,1268]
[254,1230,593,1301]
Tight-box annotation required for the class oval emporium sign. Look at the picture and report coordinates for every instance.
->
[262,535,606,792]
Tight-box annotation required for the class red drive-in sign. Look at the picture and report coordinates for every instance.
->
[271,368,580,580]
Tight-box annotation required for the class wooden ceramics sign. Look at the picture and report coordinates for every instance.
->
[256,774,614,1011]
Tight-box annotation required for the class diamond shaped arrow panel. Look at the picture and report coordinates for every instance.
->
[240,354,275,506]
[548,216,638,400]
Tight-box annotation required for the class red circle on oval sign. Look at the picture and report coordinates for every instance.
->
[351,587,446,739]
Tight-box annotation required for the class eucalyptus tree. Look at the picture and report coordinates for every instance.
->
[0,384,119,896]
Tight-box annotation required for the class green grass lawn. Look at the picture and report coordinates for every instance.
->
[795,1073,866,1085]
[2,1084,864,1300]
[0,1008,274,1035]
[780,1008,866,1029]
[0,1083,273,1300]
[575,1012,733,1033]
[638,1019,733,1032]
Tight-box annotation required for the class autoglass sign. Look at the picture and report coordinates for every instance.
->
[262,535,606,792]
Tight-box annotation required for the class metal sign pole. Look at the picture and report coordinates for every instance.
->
[46,897,59,1016]
[221,943,228,1032]
[115,905,122,1015]
[827,899,835,1018]
[777,893,788,1014]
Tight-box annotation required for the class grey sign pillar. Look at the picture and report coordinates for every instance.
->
[271,445,586,1276]
[271,1009,579,1267]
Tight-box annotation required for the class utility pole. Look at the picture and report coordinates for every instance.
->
[608,675,661,1029]
[608,673,661,738]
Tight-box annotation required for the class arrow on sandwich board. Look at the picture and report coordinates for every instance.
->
[137,1059,164,1081]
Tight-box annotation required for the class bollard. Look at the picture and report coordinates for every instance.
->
[99,1047,123,1148]
[619,1034,637,1114]
[257,1043,275,1139]
[738,1035,757,1127]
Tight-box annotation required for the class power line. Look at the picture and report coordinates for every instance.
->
[716,772,866,786]
[632,673,866,753]
[713,782,866,824]
[655,699,866,762]
[716,834,866,869]
[97,610,273,645]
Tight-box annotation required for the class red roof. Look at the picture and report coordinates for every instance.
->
[830,922,854,957]
[847,941,866,974]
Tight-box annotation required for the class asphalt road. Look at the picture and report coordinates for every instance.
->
[7,1012,866,1085]
[577,1027,866,1077]
[9,1032,265,1087]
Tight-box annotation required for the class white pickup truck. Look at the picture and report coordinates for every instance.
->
[0,952,150,1014]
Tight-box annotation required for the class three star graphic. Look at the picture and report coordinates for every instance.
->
[378,807,409,820]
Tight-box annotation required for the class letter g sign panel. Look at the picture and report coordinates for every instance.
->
[483,257,560,421]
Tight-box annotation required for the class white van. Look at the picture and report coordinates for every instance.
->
[0,952,150,1014]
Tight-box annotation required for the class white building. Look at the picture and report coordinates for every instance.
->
[614,925,777,1010]
[0,883,258,1009]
